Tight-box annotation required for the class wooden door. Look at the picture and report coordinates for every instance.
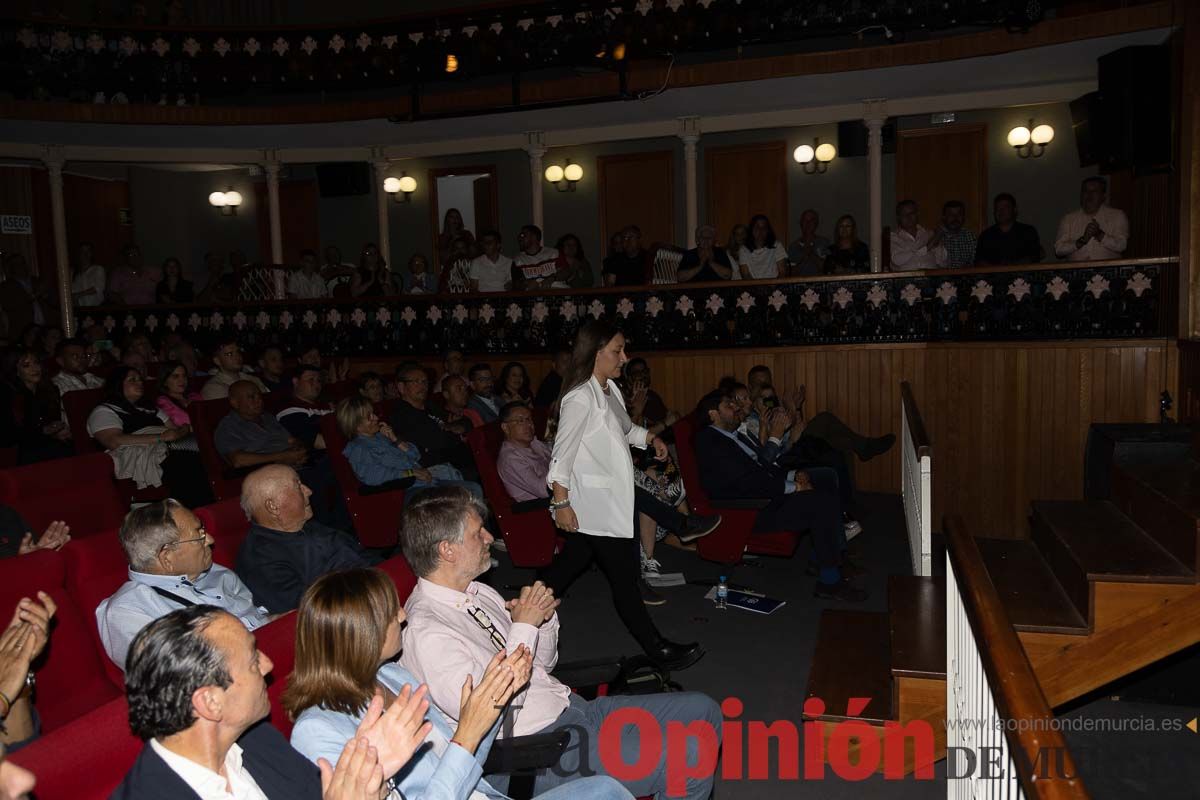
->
[63,174,134,271]
[255,179,320,264]
[598,151,674,248]
[895,125,988,233]
[704,141,789,247]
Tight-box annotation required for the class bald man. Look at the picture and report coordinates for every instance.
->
[234,465,378,613]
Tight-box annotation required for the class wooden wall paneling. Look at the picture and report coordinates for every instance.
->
[62,174,133,271]
[1179,339,1200,422]
[895,125,988,235]
[597,151,675,251]
[703,141,788,248]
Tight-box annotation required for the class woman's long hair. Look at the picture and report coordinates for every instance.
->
[557,319,620,407]
[282,568,400,720]
[499,361,532,401]
[157,360,188,398]
[103,365,151,413]
[747,214,777,249]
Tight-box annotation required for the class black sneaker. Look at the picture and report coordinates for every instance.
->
[813,580,869,602]
[640,579,667,606]
[678,514,722,543]
[858,433,896,462]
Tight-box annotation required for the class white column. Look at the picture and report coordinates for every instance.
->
[679,117,700,248]
[263,158,284,299]
[526,131,546,230]
[864,102,887,273]
[372,157,392,269]
[44,151,73,336]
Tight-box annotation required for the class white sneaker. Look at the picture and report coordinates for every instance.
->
[641,557,662,578]
[844,521,863,541]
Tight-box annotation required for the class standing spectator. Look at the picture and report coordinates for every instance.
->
[155,361,202,427]
[51,337,104,395]
[201,338,267,400]
[437,236,474,294]
[1,255,50,334]
[1054,177,1129,262]
[4,348,71,463]
[467,229,513,293]
[402,252,438,294]
[465,363,500,423]
[350,243,396,297]
[824,215,871,274]
[71,242,106,307]
[890,200,946,270]
[498,361,532,405]
[737,215,788,279]
[602,226,648,287]
[976,193,1043,265]
[107,244,160,305]
[676,225,733,282]
[288,249,331,299]
[938,201,977,267]
[787,209,831,276]
[437,207,475,267]
[257,345,287,394]
[556,233,595,288]
[195,251,237,304]
[725,223,748,277]
[155,257,193,304]
[512,225,565,291]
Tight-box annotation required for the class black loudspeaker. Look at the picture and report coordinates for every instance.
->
[1069,91,1108,169]
[837,120,896,158]
[1093,45,1172,171]
[315,163,371,197]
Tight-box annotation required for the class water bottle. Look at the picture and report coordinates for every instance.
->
[715,576,728,610]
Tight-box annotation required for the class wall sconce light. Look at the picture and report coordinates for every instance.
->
[445,54,458,73]
[384,174,417,203]
[208,188,243,216]
[793,139,836,174]
[1007,119,1054,158]
[545,161,583,192]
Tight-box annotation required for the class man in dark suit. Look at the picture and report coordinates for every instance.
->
[113,604,420,800]
[693,391,866,602]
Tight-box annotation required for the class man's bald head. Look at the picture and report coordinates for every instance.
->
[240,464,312,532]
[228,380,263,418]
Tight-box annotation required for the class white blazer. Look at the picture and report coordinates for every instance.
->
[547,375,649,539]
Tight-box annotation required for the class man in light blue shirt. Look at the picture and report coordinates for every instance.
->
[96,499,271,669]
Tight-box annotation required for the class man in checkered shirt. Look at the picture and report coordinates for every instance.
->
[939,200,978,267]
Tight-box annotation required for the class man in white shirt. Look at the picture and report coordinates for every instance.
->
[287,249,330,300]
[512,225,566,291]
[399,487,722,800]
[1054,177,1129,262]
[114,605,413,800]
[468,229,513,292]
[889,200,947,270]
[96,499,273,669]
[51,338,104,395]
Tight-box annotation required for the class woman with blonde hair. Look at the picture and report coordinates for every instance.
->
[286,568,632,800]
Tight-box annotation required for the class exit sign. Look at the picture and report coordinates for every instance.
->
[930,112,956,125]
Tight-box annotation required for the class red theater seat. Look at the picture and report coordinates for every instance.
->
[8,695,142,800]
[0,452,127,539]
[255,611,299,737]
[196,498,251,567]
[672,417,798,564]
[62,530,129,688]
[62,387,105,455]
[466,422,557,568]
[320,413,404,549]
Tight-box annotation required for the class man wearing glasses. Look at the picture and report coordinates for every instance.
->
[201,337,269,400]
[389,365,480,482]
[96,499,272,669]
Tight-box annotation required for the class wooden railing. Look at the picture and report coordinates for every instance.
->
[901,381,932,577]
[946,517,1088,799]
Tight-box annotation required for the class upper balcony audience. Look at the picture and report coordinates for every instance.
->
[468,229,513,293]
[321,244,357,295]
[556,233,596,288]
[438,236,475,294]
[116,605,391,800]
[403,252,438,294]
[788,209,831,276]
[71,242,106,308]
[825,214,871,274]
[288,249,331,300]
[976,192,1043,265]
[155,360,203,427]
[725,223,748,275]
[202,338,268,400]
[399,487,722,799]
[437,207,475,269]
[737,214,788,280]
[1055,176,1129,262]
[512,224,566,291]
[156,257,194,304]
[107,244,159,306]
[0,590,56,753]
[235,464,378,614]
[939,201,977,268]
[286,568,634,800]
[602,226,649,287]
[890,200,946,270]
[96,499,271,669]
[677,225,734,283]
[350,243,397,298]
[88,365,212,507]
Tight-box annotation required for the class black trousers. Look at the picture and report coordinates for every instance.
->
[753,485,843,571]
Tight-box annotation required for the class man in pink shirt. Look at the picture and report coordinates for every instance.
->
[106,244,161,305]
[399,487,721,800]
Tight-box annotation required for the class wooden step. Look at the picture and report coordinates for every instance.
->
[1032,500,1195,623]
[976,538,1089,635]
[1112,460,1200,574]
[803,610,892,724]
[888,575,947,680]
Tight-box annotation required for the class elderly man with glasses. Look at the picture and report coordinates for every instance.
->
[389,365,480,482]
[96,499,273,670]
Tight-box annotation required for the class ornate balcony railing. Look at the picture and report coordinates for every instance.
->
[76,258,1175,358]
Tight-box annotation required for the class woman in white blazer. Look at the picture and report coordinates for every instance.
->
[543,320,704,670]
